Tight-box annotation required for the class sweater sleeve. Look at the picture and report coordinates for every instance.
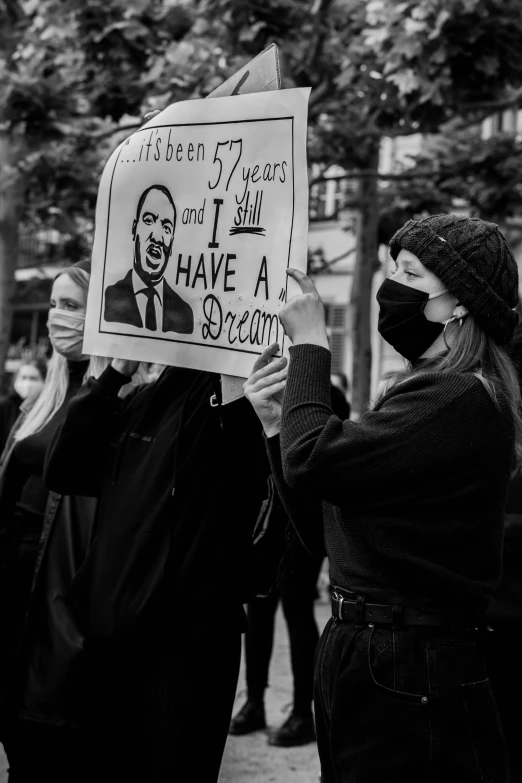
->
[281,344,486,507]
[265,434,326,556]
[44,366,140,497]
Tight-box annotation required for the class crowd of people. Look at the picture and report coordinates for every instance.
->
[0,213,521,783]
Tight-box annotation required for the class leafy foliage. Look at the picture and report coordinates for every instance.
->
[3,0,522,246]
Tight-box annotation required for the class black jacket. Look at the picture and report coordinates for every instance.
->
[44,365,267,637]
[0,402,97,729]
[0,391,22,453]
[104,270,194,334]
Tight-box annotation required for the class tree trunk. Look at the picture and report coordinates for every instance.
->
[350,148,380,417]
[0,133,21,391]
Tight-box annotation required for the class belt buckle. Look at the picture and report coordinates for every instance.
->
[332,591,344,622]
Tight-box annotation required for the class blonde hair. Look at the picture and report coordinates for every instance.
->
[16,266,90,442]
[15,266,149,441]
[374,315,522,472]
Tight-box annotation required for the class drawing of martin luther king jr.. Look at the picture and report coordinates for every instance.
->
[104,184,194,334]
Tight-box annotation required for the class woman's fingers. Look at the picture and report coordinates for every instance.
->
[248,367,287,393]
[286,268,319,296]
[250,343,280,374]
[246,358,287,391]
[249,380,286,403]
[258,379,286,399]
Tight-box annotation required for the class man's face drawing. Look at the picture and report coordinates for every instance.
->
[133,188,176,285]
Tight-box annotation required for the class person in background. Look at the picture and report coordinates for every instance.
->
[0,261,147,783]
[230,385,350,747]
[245,214,521,782]
[0,260,93,782]
[0,360,46,452]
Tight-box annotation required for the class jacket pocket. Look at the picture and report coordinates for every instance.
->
[461,677,508,783]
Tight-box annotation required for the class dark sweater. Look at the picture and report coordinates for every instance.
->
[44,365,267,635]
[267,344,515,613]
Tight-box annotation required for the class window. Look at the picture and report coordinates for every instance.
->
[324,303,347,372]
[310,178,357,221]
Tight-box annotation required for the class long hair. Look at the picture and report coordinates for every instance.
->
[16,264,151,442]
[15,266,90,442]
[373,315,522,473]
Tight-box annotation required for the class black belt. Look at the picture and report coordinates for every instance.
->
[331,590,482,630]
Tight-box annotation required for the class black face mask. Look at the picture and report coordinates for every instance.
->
[376,278,445,361]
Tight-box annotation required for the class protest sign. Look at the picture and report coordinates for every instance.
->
[84,87,310,378]
[207,43,281,98]
[208,43,281,402]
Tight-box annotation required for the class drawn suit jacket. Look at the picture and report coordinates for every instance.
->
[104,270,194,334]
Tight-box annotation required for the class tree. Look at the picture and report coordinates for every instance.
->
[307,0,522,414]
[4,0,522,408]
[0,0,192,385]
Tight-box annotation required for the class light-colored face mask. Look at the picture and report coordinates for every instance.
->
[47,308,87,361]
[14,370,44,400]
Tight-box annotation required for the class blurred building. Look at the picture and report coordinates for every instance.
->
[6,229,64,375]
[309,135,422,398]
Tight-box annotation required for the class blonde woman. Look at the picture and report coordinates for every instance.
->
[0,260,146,783]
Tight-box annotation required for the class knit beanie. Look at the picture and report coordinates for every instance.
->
[389,214,520,345]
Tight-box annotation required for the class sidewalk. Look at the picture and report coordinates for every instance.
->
[0,597,330,783]
[219,598,329,783]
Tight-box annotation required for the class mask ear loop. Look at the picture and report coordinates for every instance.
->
[443,315,464,350]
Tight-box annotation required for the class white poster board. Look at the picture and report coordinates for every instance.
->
[84,88,310,378]
[207,43,281,98]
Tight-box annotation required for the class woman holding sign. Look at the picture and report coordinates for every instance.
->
[244,214,520,782]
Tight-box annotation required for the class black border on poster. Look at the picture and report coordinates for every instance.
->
[98,116,296,358]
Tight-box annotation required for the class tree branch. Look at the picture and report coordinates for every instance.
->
[309,155,509,185]
[305,0,335,73]
[458,86,522,114]
[93,122,142,141]
[323,246,356,268]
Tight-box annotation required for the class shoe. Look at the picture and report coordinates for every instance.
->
[229,699,266,735]
[268,710,316,747]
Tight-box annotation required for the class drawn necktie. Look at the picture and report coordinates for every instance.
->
[142,287,158,331]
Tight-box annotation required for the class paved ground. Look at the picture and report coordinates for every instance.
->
[0,586,330,783]
[219,598,329,783]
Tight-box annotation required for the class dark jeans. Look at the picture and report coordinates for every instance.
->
[315,616,509,783]
[245,547,323,712]
[484,617,522,783]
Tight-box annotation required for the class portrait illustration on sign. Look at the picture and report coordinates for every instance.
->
[104,184,194,334]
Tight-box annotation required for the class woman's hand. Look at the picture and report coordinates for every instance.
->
[279,269,329,350]
[111,358,139,378]
[244,343,288,438]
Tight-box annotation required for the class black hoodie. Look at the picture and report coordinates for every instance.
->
[44,364,267,637]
